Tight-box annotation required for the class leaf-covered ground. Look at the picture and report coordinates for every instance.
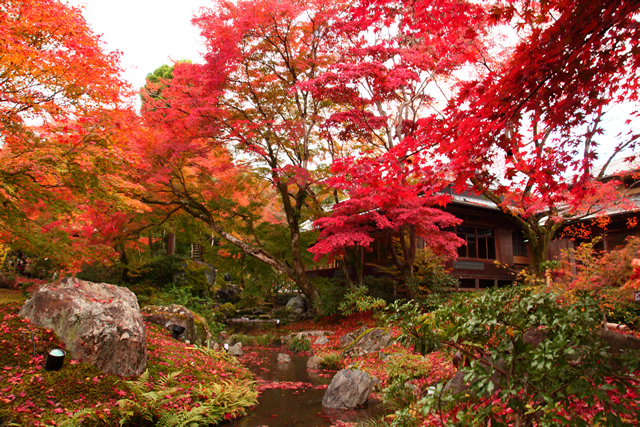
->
[0,291,256,426]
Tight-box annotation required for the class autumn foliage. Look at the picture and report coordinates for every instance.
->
[0,0,143,268]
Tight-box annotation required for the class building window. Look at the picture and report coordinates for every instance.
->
[457,226,496,259]
[512,231,528,257]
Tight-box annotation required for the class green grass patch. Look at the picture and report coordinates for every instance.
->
[288,335,311,353]
[319,352,343,370]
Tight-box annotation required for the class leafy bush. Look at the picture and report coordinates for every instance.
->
[362,275,397,303]
[339,285,386,316]
[406,248,459,297]
[319,352,343,370]
[288,336,311,352]
[127,255,188,288]
[549,237,640,328]
[75,262,122,284]
[385,354,432,383]
[253,333,276,347]
[388,286,640,426]
[272,306,293,325]
[312,277,347,317]
[382,382,420,423]
[217,302,237,320]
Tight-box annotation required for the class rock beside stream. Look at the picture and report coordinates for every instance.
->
[277,353,292,363]
[229,343,244,356]
[307,355,322,369]
[323,369,375,409]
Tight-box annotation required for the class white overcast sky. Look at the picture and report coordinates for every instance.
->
[63,0,637,164]
[65,0,212,91]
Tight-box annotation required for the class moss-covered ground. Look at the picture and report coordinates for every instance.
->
[0,290,256,426]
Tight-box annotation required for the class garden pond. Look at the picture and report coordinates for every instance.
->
[225,347,385,426]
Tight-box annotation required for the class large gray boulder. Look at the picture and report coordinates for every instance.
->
[285,295,307,314]
[322,369,375,409]
[19,277,146,377]
[141,304,211,346]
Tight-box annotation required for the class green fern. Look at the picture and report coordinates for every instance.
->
[69,369,258,426]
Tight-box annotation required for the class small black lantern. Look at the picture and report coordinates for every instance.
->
[45,348,66,371]
[171,324,186,339]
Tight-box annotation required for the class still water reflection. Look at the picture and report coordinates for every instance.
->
[225,347,386,426]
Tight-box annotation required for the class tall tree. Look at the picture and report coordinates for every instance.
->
[426,0,640,275]
[0,0,142,268]
[305,0,487,287]
[138,0,353,308]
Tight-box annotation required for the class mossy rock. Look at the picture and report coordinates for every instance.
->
[141,304,212,346]
[342,327,392,357]
[218,302,237,319]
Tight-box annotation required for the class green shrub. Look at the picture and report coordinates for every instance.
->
[382,382,420,419]
[319,352,343,370]
[273,306,293,325]
[312,277,347,317]
[387,286,640,426]
[385,354,432,383]
[218,302,237,319]
[339,285,386,316]
[76,262,122,284]
[127,255,188,288]
[253,333,275,347]
[362,275,397,303]
[230,333,256,347]
[288,336,311,352]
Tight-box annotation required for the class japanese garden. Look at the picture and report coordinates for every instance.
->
[1,0,640,425]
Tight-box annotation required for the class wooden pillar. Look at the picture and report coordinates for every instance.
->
[475,278,480,290]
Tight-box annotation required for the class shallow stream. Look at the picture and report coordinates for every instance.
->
[225,347,386,426]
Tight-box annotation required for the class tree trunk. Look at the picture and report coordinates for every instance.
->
[166,232,176,256]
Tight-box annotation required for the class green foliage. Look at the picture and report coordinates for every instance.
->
[253,333,276,346]
[218,302,237,319]
[362,275,398,303]
[405,248,459,297]
[607,299,640,329]
[76,262,122,284]
[390,286,640,426]
[319,352,343,370]
[273,306,293,325]
[339,285,387,316]
[228,333,276,347]
[312,276,347,317]
[128,255,188,288]
[385,354,432,383]
[382,382,420,423]
[76,369,258,426]
[288,336,311,353]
